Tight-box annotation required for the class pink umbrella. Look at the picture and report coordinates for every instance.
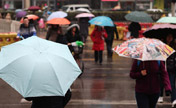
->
[75,13,95,18]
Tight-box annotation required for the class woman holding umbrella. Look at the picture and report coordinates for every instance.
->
[130,59,171,108]
[113,37,173,108]
[89,16,113,64]
[90,26,107,65]
[66,24,83,52]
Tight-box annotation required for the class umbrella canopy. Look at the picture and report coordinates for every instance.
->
[28,6,40,11]
[47,11,67,21]
[47,18,70,25]
[157,17,176,24]
[125,11,153,23]
[89,16,114,27]
[143,23,176,39]
[20,14,39,23]
[76,8,91,13]
[75,13,94,18]
[16,11,27,18]
[113,37,175,61]
[15,9,23,13]
[0,36,81,98]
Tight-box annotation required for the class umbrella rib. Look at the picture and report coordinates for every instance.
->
[24,59,37,97]
[0,53,32,71]
[48,53,80,72]
[45,56,64,95]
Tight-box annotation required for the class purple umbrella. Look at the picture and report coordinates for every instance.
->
[16,11,27,18]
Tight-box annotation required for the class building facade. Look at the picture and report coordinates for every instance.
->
[0,0,172,11]
[1,0,30,9]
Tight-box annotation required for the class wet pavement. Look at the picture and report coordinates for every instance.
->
[0,33,173,108]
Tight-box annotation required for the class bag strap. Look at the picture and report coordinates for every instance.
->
[137,60,160,67]
[137,60,141,66]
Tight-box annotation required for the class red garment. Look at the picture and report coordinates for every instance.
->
[130,60,171,94]
[90,28,107,51]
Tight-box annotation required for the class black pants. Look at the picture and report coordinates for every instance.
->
[105,39,113,57]
[135,92,159,108]
[94,51,103,63]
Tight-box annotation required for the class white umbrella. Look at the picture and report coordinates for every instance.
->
[47,11,67,21]
[67,24,80,31]
[75,13,94,18]
[76,8,91,13]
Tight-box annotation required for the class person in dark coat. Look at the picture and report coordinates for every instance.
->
[78,17,89,42]
[130,60,171,108]
[25,89,71,108]
[66,24,82,52]
[159,34,176,106]
[46,25,67,44]
[90,26,108,64]
[104,24,119,58]
[128,22,141,38]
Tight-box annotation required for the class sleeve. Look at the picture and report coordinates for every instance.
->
[90,30,96,42]
[138,23,141,30]
[130,60,143,79]
[128,23,132,32]
[114,26,119,39]
[46,29,51,40]
[65,33,70,43]
[160,61,172,91]
[31,26,37,36]
[17,32,21,36]
[17,24,22,36]
[78,33,83,42]
[102,29,108,38]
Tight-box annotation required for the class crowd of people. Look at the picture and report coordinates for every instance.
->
[16,12,176,108]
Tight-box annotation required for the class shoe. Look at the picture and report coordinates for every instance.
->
[172,100,176,107]
[158,97,163,103]
[20,98,32,103]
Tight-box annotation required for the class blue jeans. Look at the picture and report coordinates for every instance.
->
[135,92,159,108]
[169,72,176,102]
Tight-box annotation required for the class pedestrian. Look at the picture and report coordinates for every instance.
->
[78,17,89,42]
[17,17,37,39]
[56,26,67,45]
[25,89,72,108]
[46,25,67,44]
[38,18,45,32]
[128,22,141,38]
[104,24,119,58]
[130,60,171,108]
[158,33,176,107]
[29,19,38,31]
[90,26,107,65]
[66,24,83,52]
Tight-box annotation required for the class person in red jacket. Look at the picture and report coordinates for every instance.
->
[90,26,108,65]
[130,60,171,108]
